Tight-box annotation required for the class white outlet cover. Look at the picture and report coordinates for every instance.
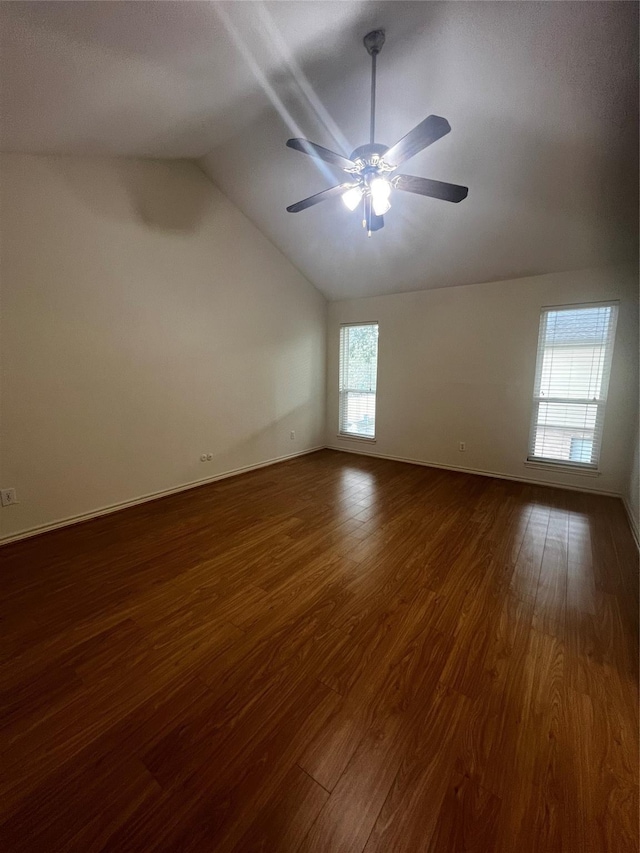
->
[1,488,17,507]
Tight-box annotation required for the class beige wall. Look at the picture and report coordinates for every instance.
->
[327,267,638,497]
[0,154,326,541]
[1,154,636,543]
[626,420,639,542]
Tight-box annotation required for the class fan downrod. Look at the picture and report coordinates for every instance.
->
[364,30,385,144]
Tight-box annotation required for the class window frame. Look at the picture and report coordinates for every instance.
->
[527,301,618,471]
[338,321,379,442]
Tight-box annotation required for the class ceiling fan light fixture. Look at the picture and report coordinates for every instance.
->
[370,177,392,215]
[342,185,363,211]
[372,197,391,216]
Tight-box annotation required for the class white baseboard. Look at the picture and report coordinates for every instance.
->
[622,496,640,551]
[3,444,633,547]
[326,444,623,498]
[0,446,325,546]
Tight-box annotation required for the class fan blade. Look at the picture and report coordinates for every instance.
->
[383,115,451,168]
[364,196,384,232]
[369,213,384,231]
[287,184,354,213]
[286,138,357,171]
[394,174,468,203]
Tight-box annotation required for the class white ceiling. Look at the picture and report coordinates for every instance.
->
[1,1,637,300]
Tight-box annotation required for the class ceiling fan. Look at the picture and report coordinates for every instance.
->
[285,30,468,235]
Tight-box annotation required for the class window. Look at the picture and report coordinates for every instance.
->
[339,323,379,439]
[528,303,618,468]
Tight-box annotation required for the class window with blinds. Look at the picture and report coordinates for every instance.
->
[528,302,618,468]
[339,323,379,439]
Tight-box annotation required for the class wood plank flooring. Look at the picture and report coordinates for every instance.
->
[0,449,638,852]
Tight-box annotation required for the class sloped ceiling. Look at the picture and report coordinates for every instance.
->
[1,1,637,299]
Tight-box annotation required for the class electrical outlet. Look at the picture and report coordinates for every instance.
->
[206,453,213,461]
[1,488,18,507]
[200,454,207,462]
[290,431,296,440]
[459,442,466,452]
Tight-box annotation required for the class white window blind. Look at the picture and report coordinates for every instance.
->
[339,323,379,439]
[528,302,618,468]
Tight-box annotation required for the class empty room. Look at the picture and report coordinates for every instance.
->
[0,2,638,851]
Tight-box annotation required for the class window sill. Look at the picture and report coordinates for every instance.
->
[524,460,600,478]
[337,434,377,444]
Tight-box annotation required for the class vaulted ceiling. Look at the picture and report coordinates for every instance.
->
[1,1,637,299]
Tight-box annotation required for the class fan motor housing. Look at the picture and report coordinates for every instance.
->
[349,143,389,167]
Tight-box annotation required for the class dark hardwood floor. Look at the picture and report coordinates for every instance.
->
[1,449,638,852]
